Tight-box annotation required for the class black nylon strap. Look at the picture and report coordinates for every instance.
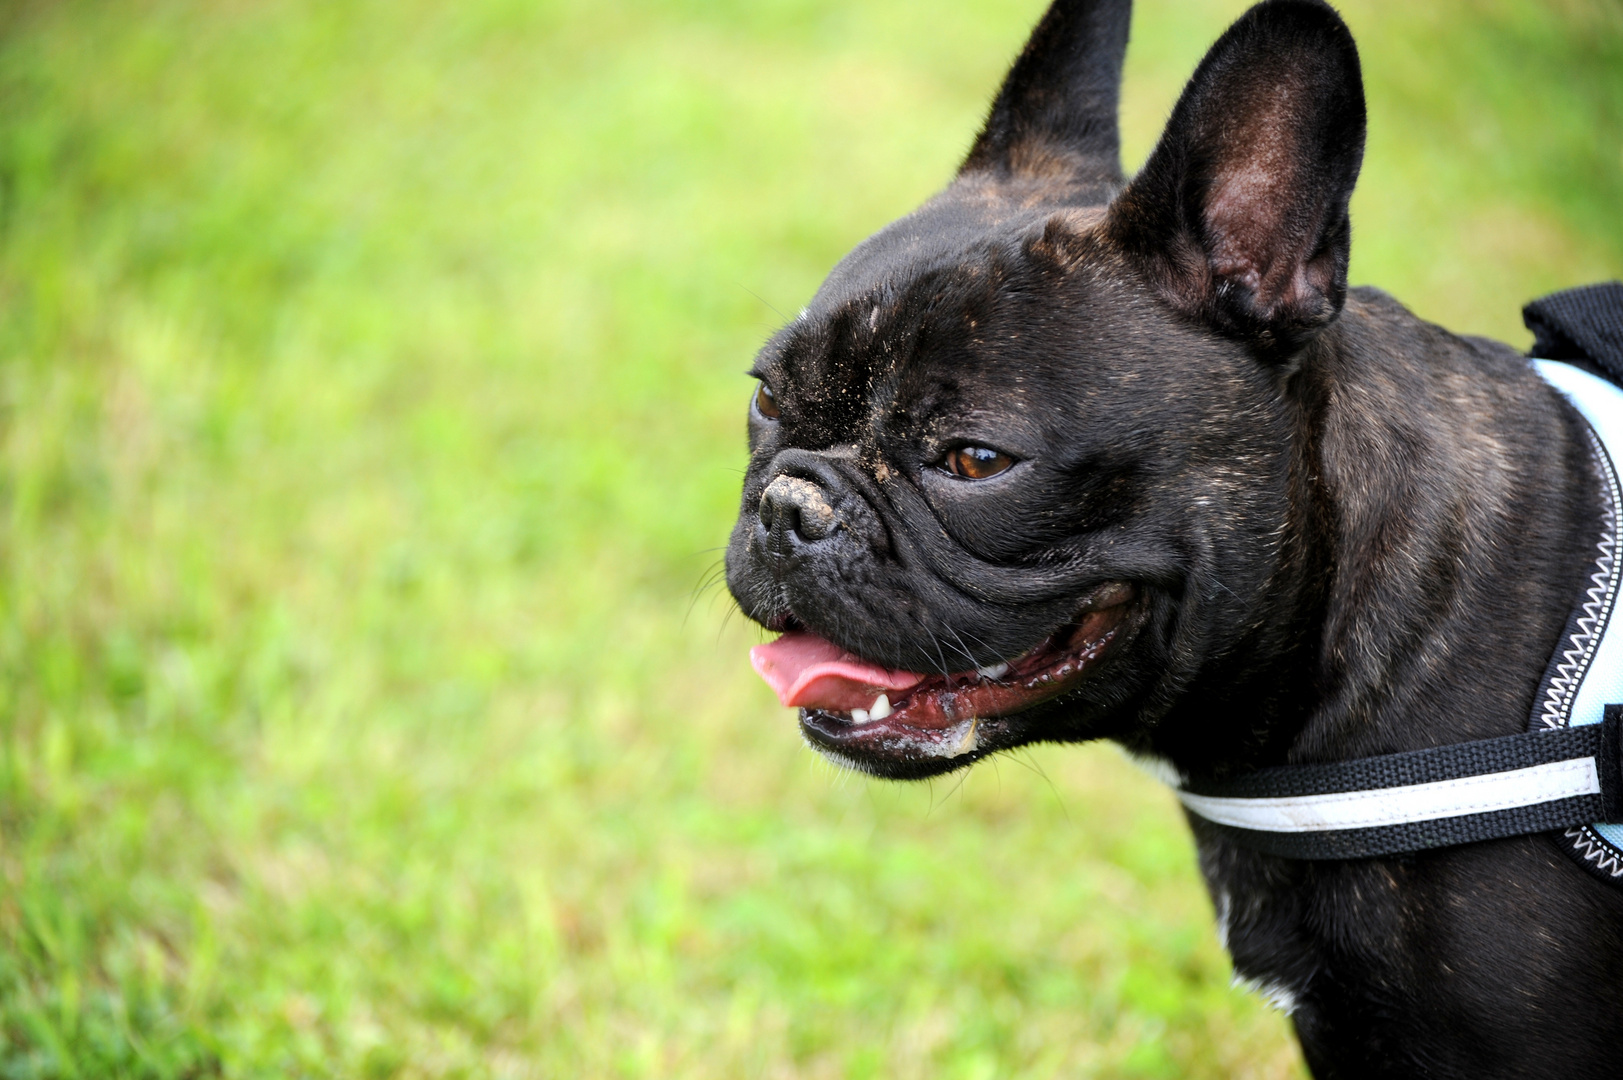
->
[1179,713,1623,860]
[1182,724,1605,799]
[1196,795,1609,860]
[1603,704,1623,822]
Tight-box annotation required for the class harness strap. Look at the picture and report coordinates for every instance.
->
[1167,288,1623,867]
[1175,709,1623,859]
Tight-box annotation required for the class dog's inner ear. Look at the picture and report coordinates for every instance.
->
[1107,0,1366,357]
[959,0,1131,194]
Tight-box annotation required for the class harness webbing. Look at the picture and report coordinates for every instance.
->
[1176,711,1623,859]
[1174,282,1623,868]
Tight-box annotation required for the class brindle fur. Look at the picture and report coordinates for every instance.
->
[723,1,1623,1074]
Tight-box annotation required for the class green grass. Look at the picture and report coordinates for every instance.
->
[0,0,1618,1075]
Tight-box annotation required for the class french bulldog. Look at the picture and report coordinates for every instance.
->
[724,0,1623,1075]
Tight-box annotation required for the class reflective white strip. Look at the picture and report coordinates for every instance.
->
[1176,758,1602,834]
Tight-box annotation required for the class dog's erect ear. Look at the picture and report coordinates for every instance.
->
[1106,0,1365,357]
[960,0,1132,189]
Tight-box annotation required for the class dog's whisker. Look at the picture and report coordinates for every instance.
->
[942,625,983,671]
[738,283,789,324]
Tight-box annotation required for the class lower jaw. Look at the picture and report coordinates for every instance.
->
[799,708,1010,777]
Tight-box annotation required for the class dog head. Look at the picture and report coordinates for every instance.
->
[725,0,1365,778]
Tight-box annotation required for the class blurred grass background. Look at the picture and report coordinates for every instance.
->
[0,0,1618,1076]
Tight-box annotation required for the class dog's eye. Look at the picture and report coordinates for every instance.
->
[942,445,1014,480]
[754,382,781,420]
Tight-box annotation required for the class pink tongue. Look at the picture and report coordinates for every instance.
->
[750,632,927,710]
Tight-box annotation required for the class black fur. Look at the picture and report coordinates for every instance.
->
[724,1,1623,1074]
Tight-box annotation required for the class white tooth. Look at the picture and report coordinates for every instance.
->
[869,694,892,720]
[977,663,1009,680]
[851,708,870,724]
[950,718,980,757]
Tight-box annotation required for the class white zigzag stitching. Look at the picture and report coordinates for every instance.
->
[1544,425,1623,881]
[1565,826,1623,878]
[1539,429,1621,729]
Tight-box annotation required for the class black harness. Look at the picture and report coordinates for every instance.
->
[1174,283,1623,883]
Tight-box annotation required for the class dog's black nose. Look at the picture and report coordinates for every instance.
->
[759,475,838,543]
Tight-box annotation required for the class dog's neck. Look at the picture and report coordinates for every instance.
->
[1142,288,1603,779]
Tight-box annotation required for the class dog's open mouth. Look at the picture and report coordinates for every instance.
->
[750,583,1137,774]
